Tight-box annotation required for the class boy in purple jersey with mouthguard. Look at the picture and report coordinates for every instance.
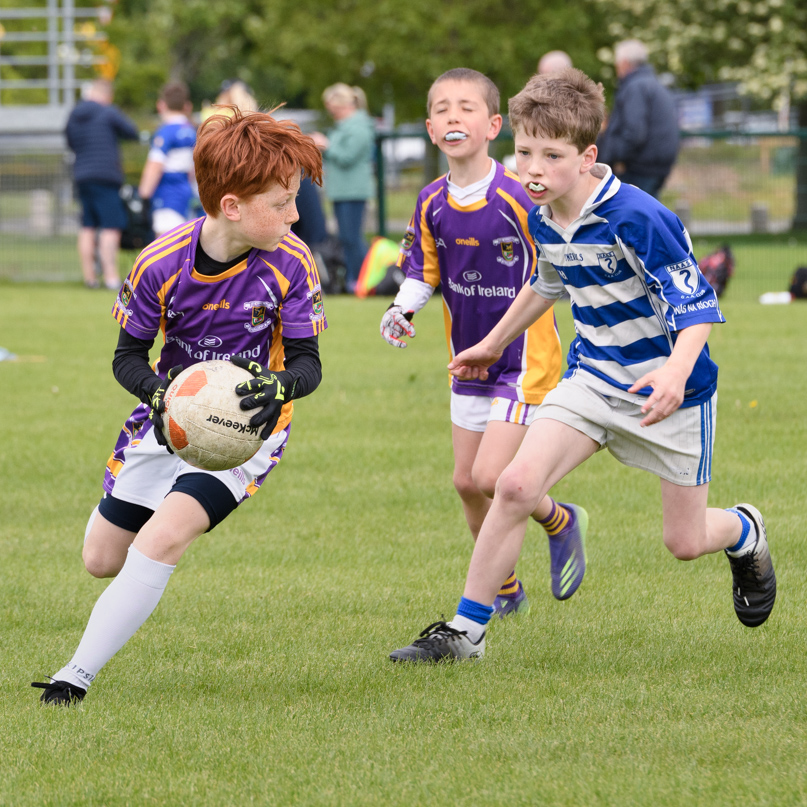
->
[390,69,774,663]
[33,108,327,704]
[380,68,588,630]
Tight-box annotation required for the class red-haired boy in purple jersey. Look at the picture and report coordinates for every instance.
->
[33,108,327,705]
[380,68,588,629]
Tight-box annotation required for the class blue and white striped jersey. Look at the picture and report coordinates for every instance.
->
[529,165,724,408]
[148,115,196,217]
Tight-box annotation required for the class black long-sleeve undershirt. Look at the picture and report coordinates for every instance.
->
[112,238,322,405]
[112,328,322,406]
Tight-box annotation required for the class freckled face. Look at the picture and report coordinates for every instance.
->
[238,174,301,251]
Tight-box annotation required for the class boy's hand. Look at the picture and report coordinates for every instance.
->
[448,343,503,381]
[629,363,689,426]
[231,356,289,440]
[380,305,416,348]
[149,365,184,451]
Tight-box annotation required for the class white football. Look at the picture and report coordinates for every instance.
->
[161,360,263,471]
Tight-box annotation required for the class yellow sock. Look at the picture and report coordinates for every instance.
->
[537,499,570,536]
[498,570,519,597]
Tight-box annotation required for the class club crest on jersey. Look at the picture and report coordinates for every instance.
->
[665,258,701,297]
[307,284,325,320]
[401,229,415,255]
[243,299,274,333]
[493,236,519,267]
[119,279,134,307]
[597,251,618,274]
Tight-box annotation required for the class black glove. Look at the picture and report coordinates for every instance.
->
[148,365,184,451]
[231,355,292,440]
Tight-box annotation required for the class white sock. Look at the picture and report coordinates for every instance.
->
[725,510,758,557]
[449,614,486,644]
[52,545,175,689]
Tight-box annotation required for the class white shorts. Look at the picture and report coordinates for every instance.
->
[152,207,188,236]
[450,392,540,433]
[107,419,289,511]
[532,373,716,486]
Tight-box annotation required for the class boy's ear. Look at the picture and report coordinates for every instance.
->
[220,194,241,221]
[425,118,438,146]
[580,143,598,173]
[486,114,503,141]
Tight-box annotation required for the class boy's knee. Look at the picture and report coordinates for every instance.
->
[663,531,704,561]
[470,465,497,499]
[453,469,482,502]
[494,466,541,515]
[82,544,123,578]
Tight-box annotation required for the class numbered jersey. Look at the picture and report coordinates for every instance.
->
[529,165,724,407]
[398,160,561,405]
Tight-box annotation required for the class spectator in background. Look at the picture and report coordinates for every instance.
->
[65,79,140,289]
[138,81,197,236]
[537,50,573,74]
[312,84,375,294]
[201,79,259,121]
[597,39,680,199]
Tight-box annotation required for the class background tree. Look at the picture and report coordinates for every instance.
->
[596,0,807,227]
[106,0,612,121]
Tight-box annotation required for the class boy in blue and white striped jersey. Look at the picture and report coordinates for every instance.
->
[389,68,774,663]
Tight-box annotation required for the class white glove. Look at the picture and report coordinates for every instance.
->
[380,305,416,348]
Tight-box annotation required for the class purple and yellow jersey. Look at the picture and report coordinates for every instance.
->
[105,217,326,495]
[397,160,561,404]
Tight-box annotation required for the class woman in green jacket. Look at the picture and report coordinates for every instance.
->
[313,84,375,294]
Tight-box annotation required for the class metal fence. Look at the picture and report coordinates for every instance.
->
[374,129,807,237]
[2,130,806,298]
[0,139,147,282]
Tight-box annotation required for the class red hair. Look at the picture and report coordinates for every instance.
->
[195,106,323,216]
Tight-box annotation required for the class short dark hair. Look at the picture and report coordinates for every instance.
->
[160,81,190,112]
[508,68,605,153]
[427,68,500,117]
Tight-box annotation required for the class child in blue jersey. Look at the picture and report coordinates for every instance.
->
[380,68,588,618]
[390,68,775,663]
[139,81,197,236]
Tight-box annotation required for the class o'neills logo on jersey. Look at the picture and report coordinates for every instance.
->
[455,237,480,246]
[203,298,230,311]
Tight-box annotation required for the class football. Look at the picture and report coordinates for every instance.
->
[161,360,263,471]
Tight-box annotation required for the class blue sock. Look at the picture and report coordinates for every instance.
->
[456,596,494,626]
[726,509,753,553]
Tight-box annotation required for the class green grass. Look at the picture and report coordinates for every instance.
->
[1,286,806,806]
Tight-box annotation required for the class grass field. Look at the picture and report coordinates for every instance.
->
[1,277,806,806]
